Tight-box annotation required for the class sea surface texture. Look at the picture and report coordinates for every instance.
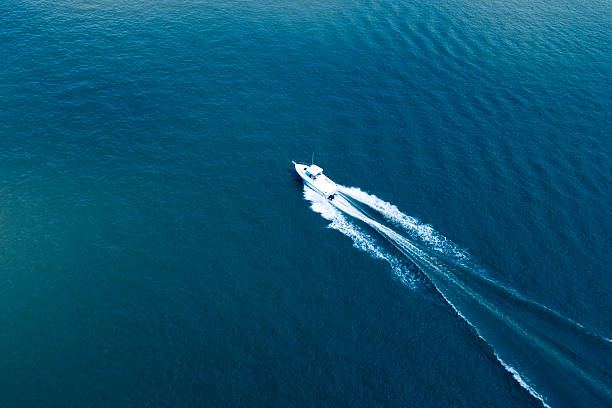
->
[1,0,611,407]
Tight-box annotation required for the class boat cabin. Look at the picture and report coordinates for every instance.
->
[305,165,323,179]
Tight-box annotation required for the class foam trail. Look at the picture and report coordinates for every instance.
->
[302,184,612,408]
[339,186,470,264]
[340,185,612,346]
[303,187,418,288]
[365,220,612,407]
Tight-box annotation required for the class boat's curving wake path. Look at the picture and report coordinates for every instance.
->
[302,184,612,408]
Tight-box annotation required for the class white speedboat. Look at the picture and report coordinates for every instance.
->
[292,161,338,200]
[293,161,370,221]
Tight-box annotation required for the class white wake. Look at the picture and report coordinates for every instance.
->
[300,182,612,408]
[303,187,418,288]
[339,186,470,264]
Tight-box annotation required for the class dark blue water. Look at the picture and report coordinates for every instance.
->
[1,0,611,406]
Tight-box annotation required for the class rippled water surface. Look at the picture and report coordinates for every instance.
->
[1,0,611,406]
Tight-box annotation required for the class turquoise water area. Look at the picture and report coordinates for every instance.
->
[1,0,611,406]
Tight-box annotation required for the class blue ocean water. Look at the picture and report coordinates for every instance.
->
[1,0,611,406]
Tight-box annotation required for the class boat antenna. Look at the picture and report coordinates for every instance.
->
[311,152,314,165]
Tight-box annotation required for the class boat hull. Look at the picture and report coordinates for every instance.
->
[293,162,338,198]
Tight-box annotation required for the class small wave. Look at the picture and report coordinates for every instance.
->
[497,355,551,408]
